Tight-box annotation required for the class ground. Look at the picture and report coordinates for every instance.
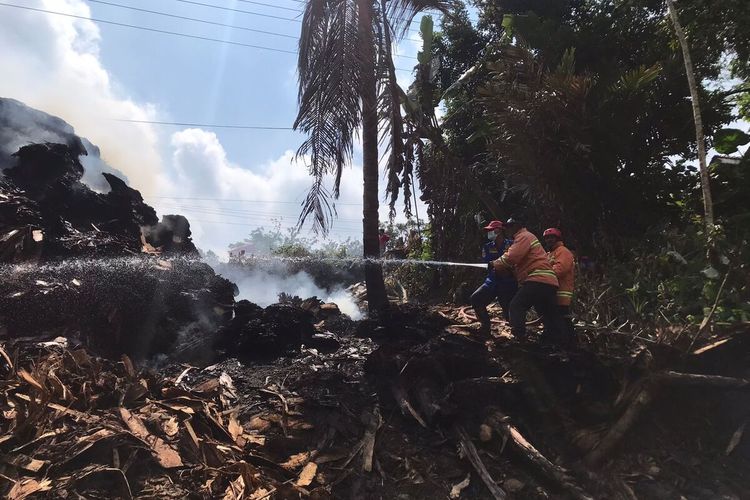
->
[2,300,748,500]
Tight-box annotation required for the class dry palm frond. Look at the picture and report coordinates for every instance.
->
[294,0,362,233]
[376,1,408,219]
[294,0,451,232]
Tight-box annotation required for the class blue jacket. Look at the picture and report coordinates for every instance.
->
[483,238,514,286]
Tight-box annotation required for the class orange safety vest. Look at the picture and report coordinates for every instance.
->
[548,242,575,305]
[498,228,558,287]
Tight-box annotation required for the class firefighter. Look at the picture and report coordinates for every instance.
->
[544,228,576,344]
[493,219,561,342]
[471,220,517,336]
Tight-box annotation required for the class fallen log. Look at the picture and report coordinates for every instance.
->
[483,410,593,500]
[585,368,748,466]
[361,405,382,473]
[391,384,427,428]
[455,424,507,500]
[657,371,749,389]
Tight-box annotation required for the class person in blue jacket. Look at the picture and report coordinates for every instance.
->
[471,220,518,336]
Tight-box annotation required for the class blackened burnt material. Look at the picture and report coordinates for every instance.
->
[2,143,156,259]
[0,142,229,358]
[214,300,316,359]
[0,142,198,260]
[0,259,235,360]
[143,214,199,256]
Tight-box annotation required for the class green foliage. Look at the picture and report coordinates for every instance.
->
[393,0,750,332]
[710,149,750,241]
[229,219,363,260]
[575,219,750,328]
[500,14,514,42]
[738,92,750,122]
[676,0,750,81]
[607,64,662,95]
[713,128,750,154]
[416,0,739,259]
[417,16,434,65]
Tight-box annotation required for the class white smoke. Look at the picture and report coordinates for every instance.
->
[0,0,162,194]
[214,264,363,320]
[0,97,132,192]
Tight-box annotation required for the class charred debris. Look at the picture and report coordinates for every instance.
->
[1,140,750,499]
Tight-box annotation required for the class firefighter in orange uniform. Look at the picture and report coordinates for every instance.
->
[543,228,576,344]
[492,219,561,342]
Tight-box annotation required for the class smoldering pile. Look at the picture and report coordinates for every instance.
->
[0,141,197,261]
[0,135,241,360]
[0,140,361,364]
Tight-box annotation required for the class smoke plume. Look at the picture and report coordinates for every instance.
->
[0,97,129,192]
[213,262,363,320]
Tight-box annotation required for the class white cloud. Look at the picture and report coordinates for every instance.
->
[0,0,162,194]
[151,128,425,256]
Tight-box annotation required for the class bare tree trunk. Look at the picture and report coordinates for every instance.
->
[666,0,715,239]
[358,0,388,312]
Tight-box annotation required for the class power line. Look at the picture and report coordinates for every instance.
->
[158,204,365,226]
[173,0,433,36]
[224,0,301,13]
[0,2,297,54]
[188,218,359,234]
[0,2,416,69]
[170,0,424,53]
[85,1,419,61]
[151,195,362,206]
[86,0,297,39]
[174,0,300,23]
[114,118,293,130]
[271,0,445,22]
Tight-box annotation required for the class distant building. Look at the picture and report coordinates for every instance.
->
[228,243,255,260]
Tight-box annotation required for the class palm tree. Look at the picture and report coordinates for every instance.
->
[294,0,448,312]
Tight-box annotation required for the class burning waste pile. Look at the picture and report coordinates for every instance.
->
[2,99,750,499]
[0,98,356,363]
[0,135,236,360]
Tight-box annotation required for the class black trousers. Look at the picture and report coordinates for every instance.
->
[557,305,576,345]
[509,281,560,340]
[471,281,518,332]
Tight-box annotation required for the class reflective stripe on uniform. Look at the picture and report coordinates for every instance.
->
[528,269,556,277]
[557,291,574,297]
[530,239,542,249]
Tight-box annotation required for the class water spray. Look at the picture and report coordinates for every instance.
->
[224,255,489,270]
[393,259,487,269]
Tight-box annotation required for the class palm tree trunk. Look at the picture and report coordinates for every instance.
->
[666,0,715,239]
[358,0,388,312]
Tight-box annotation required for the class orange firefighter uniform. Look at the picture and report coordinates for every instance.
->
[547,241,575,306]
[493,227,560,341]
[495,228,559,287]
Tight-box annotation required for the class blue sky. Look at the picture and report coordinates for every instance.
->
[89,0,332,166]
[84,0,435,166]
[0,0,448,253]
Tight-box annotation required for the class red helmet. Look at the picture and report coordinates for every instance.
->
[483,220,503,231]
[543,228,562,239]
